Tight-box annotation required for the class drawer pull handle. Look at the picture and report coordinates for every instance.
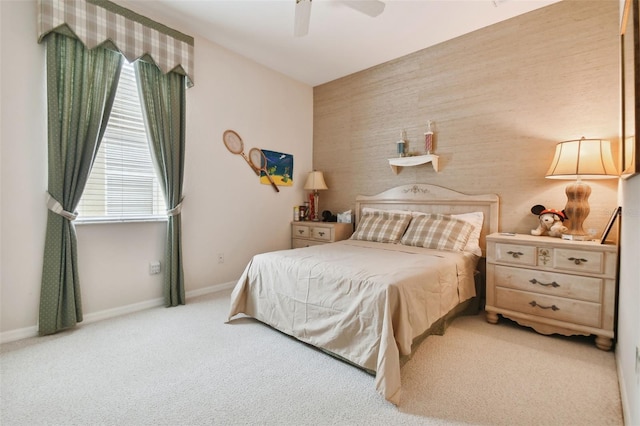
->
[507,251,524,258]
[318,231,325,236]
[529,279,560,288]
[568,257,588,265]
[298,230,304,235]
[529,301,559,311]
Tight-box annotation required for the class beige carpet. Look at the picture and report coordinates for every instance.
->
[0,289,623,425]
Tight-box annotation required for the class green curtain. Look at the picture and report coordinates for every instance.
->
[134,60,186,307]
[39,34,123,335]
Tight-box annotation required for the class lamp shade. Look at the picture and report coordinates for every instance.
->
[545,138,618,179]
[303,171,328,190]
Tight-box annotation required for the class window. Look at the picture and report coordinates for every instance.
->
[77,60,165,222]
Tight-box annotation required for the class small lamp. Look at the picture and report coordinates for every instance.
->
[304,170,328,221]
[545,137,618,240]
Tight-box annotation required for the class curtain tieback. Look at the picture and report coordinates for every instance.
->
[46,194,78,221]
[167,198,184,217]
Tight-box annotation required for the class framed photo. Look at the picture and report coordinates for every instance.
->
[621,0,640,179]
[600,206,621,244]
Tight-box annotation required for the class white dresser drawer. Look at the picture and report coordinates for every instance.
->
[554,248,604,274]
[311,227,332,241]
[495,243,537,266]
[495,287,601,328]
[292,239,324,249]
[292,225,310,238]
[494,265,602,303]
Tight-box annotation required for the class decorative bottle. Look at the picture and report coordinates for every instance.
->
[397,130,406,157]
[424,121,434,155]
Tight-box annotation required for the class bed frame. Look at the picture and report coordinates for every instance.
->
[355,183,499,257]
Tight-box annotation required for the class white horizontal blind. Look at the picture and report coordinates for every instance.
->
[77,61,165,222]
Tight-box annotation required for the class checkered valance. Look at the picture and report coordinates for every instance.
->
[37,0,195,87]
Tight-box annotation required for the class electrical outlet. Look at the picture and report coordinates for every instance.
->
[217,253,224,264]
[149,261,161,275]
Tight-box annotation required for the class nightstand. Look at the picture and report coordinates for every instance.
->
[485,233,618,350]
[291,222,353,248]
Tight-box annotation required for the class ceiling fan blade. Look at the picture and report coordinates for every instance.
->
[342,0,385,17]
[294,0,312,37]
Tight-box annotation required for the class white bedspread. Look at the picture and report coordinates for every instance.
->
[227,239,477,405]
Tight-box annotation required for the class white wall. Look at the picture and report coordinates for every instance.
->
[1,0,48,337]
[0,0,313,338]
[617,2,640,423]
[618,177,640,425]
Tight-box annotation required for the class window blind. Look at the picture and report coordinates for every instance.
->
[77,60,165,222]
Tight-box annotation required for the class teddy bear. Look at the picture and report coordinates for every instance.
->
[530,204,568,238]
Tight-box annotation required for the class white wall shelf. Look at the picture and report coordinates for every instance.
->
[388,154,439,174]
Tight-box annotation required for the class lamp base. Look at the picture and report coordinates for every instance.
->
[564,180,591,237]
[312,191,320,222]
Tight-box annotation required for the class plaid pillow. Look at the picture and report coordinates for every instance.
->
[401,213,474,252]
[351,211,412,243]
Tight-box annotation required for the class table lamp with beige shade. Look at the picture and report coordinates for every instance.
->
[545,137,618,240]
[304,170,328,221]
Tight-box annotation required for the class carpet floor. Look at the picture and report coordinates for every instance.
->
[0,288,623,425]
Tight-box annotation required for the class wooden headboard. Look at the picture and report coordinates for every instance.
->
[355,184,499,257]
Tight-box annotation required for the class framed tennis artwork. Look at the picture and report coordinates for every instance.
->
[259,150,294,187]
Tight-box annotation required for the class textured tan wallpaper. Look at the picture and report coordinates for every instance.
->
[313,1,620,236]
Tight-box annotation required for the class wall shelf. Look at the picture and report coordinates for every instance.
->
[388,154,439,174]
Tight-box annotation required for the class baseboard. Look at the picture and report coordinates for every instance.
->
[186,281,236,298]
[616,350,633,426]
[83,296,165,325]
[0,326,39,345]
[0,281,236,344]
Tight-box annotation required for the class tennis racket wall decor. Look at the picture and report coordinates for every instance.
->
[222,130,259,176]
[222,129,281,193]
[249,148,280,192]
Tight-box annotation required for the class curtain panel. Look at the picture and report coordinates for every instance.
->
[39,34,124,335]
[135,61,186,307]
[37,0,195,87]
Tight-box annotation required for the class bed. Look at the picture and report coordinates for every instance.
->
[227,184,499,405]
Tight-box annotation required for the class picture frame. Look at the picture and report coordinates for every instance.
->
[621,0,640,179]
[259,149,294,187]
[600,206,621,244]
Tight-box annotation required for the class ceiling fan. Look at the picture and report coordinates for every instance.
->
[294,0,386,37]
